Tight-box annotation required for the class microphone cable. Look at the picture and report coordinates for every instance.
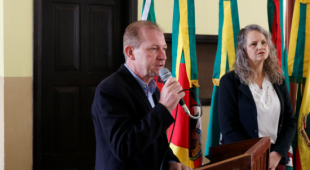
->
[159,88,203,170]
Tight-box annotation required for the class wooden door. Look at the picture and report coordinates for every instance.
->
[34,0,137,169]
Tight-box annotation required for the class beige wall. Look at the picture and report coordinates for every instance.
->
[0,0,3,77]
[138,0,269,34]
[0,0,33,169]
[4,77,32,170]
[0,76,4,170]
[3,0,33,77]
[0,0,5,169]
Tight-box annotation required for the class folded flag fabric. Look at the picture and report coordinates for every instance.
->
[168,0,202,168]
[141,0,156,22]
[205,0,240,158]
[267,1,292,169]
[288,0,310,169]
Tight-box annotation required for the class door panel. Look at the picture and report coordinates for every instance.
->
[34,0,137,169]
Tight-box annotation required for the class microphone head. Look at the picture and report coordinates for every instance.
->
[159,68,172,82]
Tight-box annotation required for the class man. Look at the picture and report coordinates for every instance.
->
[92,21,192,170]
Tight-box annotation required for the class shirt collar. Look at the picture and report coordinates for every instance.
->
[124,64,157,96]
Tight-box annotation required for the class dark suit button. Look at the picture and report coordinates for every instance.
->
[280,124,282,127]
[254,130,257,132]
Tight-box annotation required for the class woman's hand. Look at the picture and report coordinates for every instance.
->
[169,162,193,170]
[269,151,282,170]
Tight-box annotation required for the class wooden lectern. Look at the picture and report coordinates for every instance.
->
[195,137,270,170]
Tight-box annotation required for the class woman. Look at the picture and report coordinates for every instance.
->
[218,24,296,170]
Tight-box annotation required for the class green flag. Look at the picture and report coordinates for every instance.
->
[141,0,156,22]
[205,0,240,158]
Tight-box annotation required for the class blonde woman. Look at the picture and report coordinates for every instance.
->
[218,24,296,170]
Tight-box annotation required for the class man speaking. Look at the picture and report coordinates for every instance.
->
[91,21,192,170]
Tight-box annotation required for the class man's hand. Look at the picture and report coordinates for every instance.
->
[159,77,185,112]
[169,162,193,170]
[269,151,282,170]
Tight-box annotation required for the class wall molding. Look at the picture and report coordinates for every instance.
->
[164,33,218,43]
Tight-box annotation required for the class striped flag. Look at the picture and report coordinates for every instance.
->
[267,0,290,90]
[205,0,240,158]
[141,0,156,22]
[288,0,310,170]
[168,0,202,168]
[267,1,292,169]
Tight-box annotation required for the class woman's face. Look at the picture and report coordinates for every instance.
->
[245,30,269,66]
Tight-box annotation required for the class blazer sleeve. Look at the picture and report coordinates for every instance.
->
[92,83,176,162]
[272,80,296,158]
[218,73,252,144]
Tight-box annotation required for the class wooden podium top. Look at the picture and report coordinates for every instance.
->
[195,137,270,170]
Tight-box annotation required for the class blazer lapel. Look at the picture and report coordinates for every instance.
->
[238,82,258,122]
[117,65,153,110]
[153,88,160,104]
[239,83,254,100]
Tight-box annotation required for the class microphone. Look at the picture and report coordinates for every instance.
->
[159,68,191,116]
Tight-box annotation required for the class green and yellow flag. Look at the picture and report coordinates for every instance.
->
[288,0,310,170]
[168,0,202,168]
[205,0,240,158]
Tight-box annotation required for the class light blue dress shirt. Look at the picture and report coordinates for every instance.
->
[124,64,157,108]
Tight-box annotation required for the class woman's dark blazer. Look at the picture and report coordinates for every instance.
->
[218,71,296,164]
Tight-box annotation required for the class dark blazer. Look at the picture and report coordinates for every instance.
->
[218,71,296,164]
[91,64,179,170]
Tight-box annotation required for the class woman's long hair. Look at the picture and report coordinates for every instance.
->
[233,24,283,85]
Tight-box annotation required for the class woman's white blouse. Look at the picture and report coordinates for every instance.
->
[249,76,281,144]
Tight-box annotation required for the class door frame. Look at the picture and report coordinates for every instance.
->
[33,0,137,169]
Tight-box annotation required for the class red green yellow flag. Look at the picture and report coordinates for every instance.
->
[168,0,202,168]
[205,0,240,158]
[267,1,292,169]
[267,0,290,90]
[288,0,310,170]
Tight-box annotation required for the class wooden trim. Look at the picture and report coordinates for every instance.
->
[200,98,212,106]
[130,0,138,23]
[164,33,217,106]
[164,33,218,43]
[33,0,42,169]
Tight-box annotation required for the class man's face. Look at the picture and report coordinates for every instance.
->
[131,28,167,82]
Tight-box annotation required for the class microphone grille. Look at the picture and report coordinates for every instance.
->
[159,68,172,82]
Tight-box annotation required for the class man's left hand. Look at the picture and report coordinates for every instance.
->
[169,162,193,170]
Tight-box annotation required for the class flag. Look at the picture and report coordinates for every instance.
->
[141,0,156,22]
[267,1,293,169]
[168,0,202,168]
[267,0,290,90]
[288,0,310,170]
[205,0,240,158]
